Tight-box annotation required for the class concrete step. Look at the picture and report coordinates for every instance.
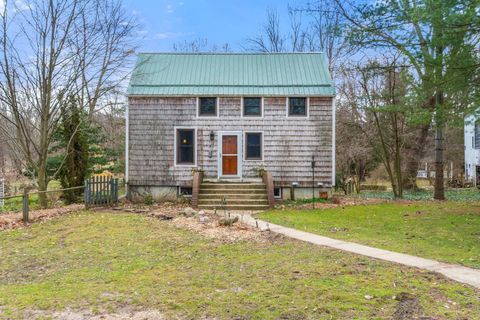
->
[198,204,270,211]
[198,199,269,205]
[200,188,267,195]
[199,194,268,200]
[200,183,265,190]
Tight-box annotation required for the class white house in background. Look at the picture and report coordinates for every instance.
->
[464,114,480,185]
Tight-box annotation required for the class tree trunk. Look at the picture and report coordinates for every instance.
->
[37,160,48,208]
[403,124,430,190]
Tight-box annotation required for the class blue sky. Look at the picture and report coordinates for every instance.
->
[123,0,293,52]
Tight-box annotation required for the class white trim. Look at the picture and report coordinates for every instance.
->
[125,104,129,188]
[286,97,310,118]
[217,131,243,179]
[174,127,198,167]
[243,131,264,161]
[241,97,264,118]
[197,97,219,118]
[332,98,336,186]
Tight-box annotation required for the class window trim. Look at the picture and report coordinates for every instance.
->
[241,97,264,118]
[286,97,309,118]
[244,131,264,161]
[174,127,197,167]
[197,97,219,118]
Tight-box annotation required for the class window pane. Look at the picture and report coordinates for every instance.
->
[199,97,217,115]
[243,98,261,116]
[246,133,262,159]
[289,98,306,116]
[177,129,194,164]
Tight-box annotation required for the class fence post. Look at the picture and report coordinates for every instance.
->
[22,188,29,223]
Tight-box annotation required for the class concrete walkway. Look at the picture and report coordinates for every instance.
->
[235,213,480,289]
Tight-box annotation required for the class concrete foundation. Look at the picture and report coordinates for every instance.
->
[128,185,179,202]
[279,187,333,200]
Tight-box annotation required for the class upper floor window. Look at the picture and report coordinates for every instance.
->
[198,97,217,117]
[176,129,195,165]
[243,97,262,117]
[475,121,480,149]
[288,97,307,117]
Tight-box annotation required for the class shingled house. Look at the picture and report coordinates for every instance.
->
[126,53,335,210]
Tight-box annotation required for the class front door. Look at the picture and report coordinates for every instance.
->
[222,135,238,175]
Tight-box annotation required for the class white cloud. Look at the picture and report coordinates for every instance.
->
[14,0,31,11]
[166,4,174,13]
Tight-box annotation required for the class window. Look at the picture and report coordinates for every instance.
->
[475,121,480,149]
[178,187,192,197]
[274,187,282,199]
[176,129,195,165]
[243,97,262,117]
[288,97,307,116]
[198,97,217,116]
[245,132,262,160]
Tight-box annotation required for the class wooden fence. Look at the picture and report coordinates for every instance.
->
[84,176,119,208]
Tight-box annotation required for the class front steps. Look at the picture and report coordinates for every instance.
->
[198,182,270,211]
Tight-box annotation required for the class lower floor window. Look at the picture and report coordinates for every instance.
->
[245,132,262,160]
[178,187,192,197]
[274,187,282,199]
[176,129,195,165]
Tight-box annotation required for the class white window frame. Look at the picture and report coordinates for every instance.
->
[174,126,197,167]
[197,97,219,118]
[241,97,264,118]
[244,131,264,161]
[286,97,309,118]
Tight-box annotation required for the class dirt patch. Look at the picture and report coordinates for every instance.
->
[0,204,84,231]
[25,307,165,320]
[392,292,436,320]
[276,197,392,211]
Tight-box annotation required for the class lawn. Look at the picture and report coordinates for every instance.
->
[259,201,480,269]
[0,211,479,319]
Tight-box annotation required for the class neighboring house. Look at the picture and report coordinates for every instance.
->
[126,53,335,208]
[464,114,480,185]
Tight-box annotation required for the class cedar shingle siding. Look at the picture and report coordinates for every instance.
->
[128,96,333,187]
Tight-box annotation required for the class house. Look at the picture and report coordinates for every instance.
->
[126,53,335,209]
[464,114,480,185]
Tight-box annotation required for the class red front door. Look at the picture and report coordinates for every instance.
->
[222,135,238,175]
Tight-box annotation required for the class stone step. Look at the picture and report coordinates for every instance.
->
[200,188,267,195]
[198,204,270,211]
[199,194,268,200]
[201,183,266,190]
[198,199,269,205]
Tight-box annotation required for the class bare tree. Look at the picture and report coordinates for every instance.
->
[245,9,286,53]
[0,0,137,207]
[173,38,231,53]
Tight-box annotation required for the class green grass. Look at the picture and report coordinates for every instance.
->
[0,211,479,319]
[352,188,480,201]
[259,202,480,269]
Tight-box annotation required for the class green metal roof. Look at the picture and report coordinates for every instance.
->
[127,53,335,97]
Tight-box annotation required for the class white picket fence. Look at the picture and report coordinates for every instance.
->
[0,178,4,207]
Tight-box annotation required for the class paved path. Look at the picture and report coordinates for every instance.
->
[234,213,480,289]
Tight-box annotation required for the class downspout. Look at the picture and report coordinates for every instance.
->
[332,96,336,187]
[125,98,129,198]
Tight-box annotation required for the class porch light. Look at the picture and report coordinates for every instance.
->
[209,131,215,141]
